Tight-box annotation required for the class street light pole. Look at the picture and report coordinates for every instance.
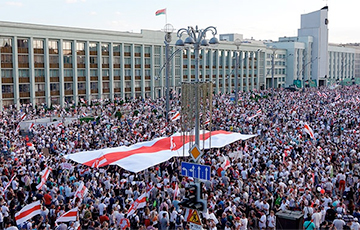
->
[175,25,219,159]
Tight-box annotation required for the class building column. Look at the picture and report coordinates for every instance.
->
[141,45,145,99]
[97,42,103,99]
[28,37,35,105]
[58,39,65,107]
[44,38,51,106]
[251,52,255,91]
[256,51,260,91]
[215,50,220,94]
[245,52,249,92]
[12,36,20,109]
[150,45,155,99]
[0,44,2,110]
[130,44,135,99]
[239,51,244,92]
[72,40,78,105]
[209,49,213,84]
[109,42,114,101]
[221,50,226,94]
[171,47,176,95]
[120,43,125,99]
[186,49,191,83]
[85,41,91,103]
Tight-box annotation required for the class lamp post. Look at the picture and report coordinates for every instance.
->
[175,25,219,157]
[163,24,175,121]
[234,39,241,103]
[297,57,319,88]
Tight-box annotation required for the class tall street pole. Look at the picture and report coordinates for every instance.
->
[234,39,241,103]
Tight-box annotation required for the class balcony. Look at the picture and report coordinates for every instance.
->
[124,52,131,57]
[78,89,86,94]
[90,76,98,81]
[18,63,29,68]
[1,47,12,53]
[2,78,13,83]
[135,76,141,80]
[102,64,109,68]
[1,63,13,68]
[102,51,109,56]
[125,76,131,81]
[113,52,120,56]
[114,88,121,92]
[34,48,44,54]
[124,64,131,68]
[114,76,120,81]
[64,77,73,82]
[77,63,85,68]
[49,49,58,55]
[77,50,85,55]
[145,87,151,91]
[64,63,72,68]
[90,64,97,68]
[50,77,60,82]
[2,93,14,98]
[102,76,109,81]
[78,76,86,82]
[34,63,44,68]
[145,64,150,68]
[103,88,110,93]
[20,92,30,97]
[114,64,120,68]
[51,91,60,96]
[18,48,28,54]
[135,87,141,91]
[135,64,141,68]
[35,91,45,97]
[144,53,150,57]
[91,89,98,94]
[125,88,131,92]
[145,76,151,80]
[50,63,59,68]
[89,51,97,55]
[135,53,141,57]
[19,77,30,83]
[183,65,188,68]
[65,90,73,95]
[35,77,45,82]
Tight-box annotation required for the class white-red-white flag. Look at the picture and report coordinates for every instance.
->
[221,155,231,170]
[322,93,328,99]
[256,109,262,115]
[28,123,34,132]
[173,183,180,200]
[36,167,52,190]
[81,112,88,117]
[204,119,210,125]
[317,91,322,97]
[80,98,86,104]
[20,113,26,121]
[55,207,78,223]
[73,181,88,202]
[335,94,341,101]
[127,193,147,216]
[2,174,16,192]
[15,201,41,225]
[304,123,315,139]
[171,111,180,121]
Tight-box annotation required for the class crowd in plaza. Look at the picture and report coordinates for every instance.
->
[0,85,360,230]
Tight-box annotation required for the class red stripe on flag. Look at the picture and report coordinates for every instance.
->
[15,205,41,221]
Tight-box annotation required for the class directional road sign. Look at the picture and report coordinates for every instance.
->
[181,162,211,181]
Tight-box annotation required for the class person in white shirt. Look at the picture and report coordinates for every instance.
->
[240,214,248,230]
[351,218,360,230]
[267,210,276,230]
[259,211,267,230]
[311,207,322,229]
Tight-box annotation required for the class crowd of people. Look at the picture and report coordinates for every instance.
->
[0,85,359,230]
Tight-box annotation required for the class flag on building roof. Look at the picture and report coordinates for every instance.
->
[155,8,166,16]
[15,201,41,225]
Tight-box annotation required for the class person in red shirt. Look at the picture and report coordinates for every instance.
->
[43,191,52,208]
[99,210,110,224]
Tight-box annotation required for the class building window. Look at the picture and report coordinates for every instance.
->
[90,57,97,64]
[1,69,12,78]
[114,70,120,77]
[34,55,44,64]
[114,57,120,65]
[50,83,59,91]
[77,69,85,77]
[1,54,12,63]
[89,42,97,52]
[18,55,29,65]
[63,41,72,55]
[50,69,59,78]
[48,40,58,54]
[102,69,109,77]
[17,39,28,49]
[90,69,97,76]
[19,69,29,78]
[49,56,59,64]
[102,57,109,65]
[64,69,73,77]
[78,82,85,90]
[103,82,109,89]
[101,43,109,53]
[35,83,45,92]
[77,55,85,64]
[35,69,44,77]
[65,83,73,90]
[90,82,97,89]
[19,84,30,92]
[64,55,72,64]
[2,85,13,93]
[33,39,44,49]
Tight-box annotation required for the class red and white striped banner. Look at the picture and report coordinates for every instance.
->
[171,111,180,121]
[15,201,41,225]
[66,130,256,173]
[2,174,16,192]
[55,207,78,223]
[36,167,52,190]
[73,181,88,202]
[304,123,315,139]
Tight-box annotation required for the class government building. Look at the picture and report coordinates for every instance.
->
[0,6,358,108]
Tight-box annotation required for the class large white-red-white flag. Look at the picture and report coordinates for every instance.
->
[15,201,41,225]
[36,167,52,190]
[304,123,315,139]
[55,207,78,223]
[66,130,257,173]
[127,193,147,216]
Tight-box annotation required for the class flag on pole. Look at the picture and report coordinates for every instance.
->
[55,207,78,223]
[303,123,315,139]
[171,111,180,121]
[155,8,166,16]
[36,167,52,190]
[173,183,180,200]
[15,201,42,225]
[221,155,231,170]
[2,174,16,192]
[127,193,147,216]
[81,112,88,117]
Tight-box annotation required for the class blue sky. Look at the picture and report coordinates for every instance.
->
[0,0,358,43]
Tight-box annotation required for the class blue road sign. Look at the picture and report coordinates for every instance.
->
[181,162,211,181]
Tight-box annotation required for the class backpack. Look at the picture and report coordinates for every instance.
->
[176,214,181,225]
